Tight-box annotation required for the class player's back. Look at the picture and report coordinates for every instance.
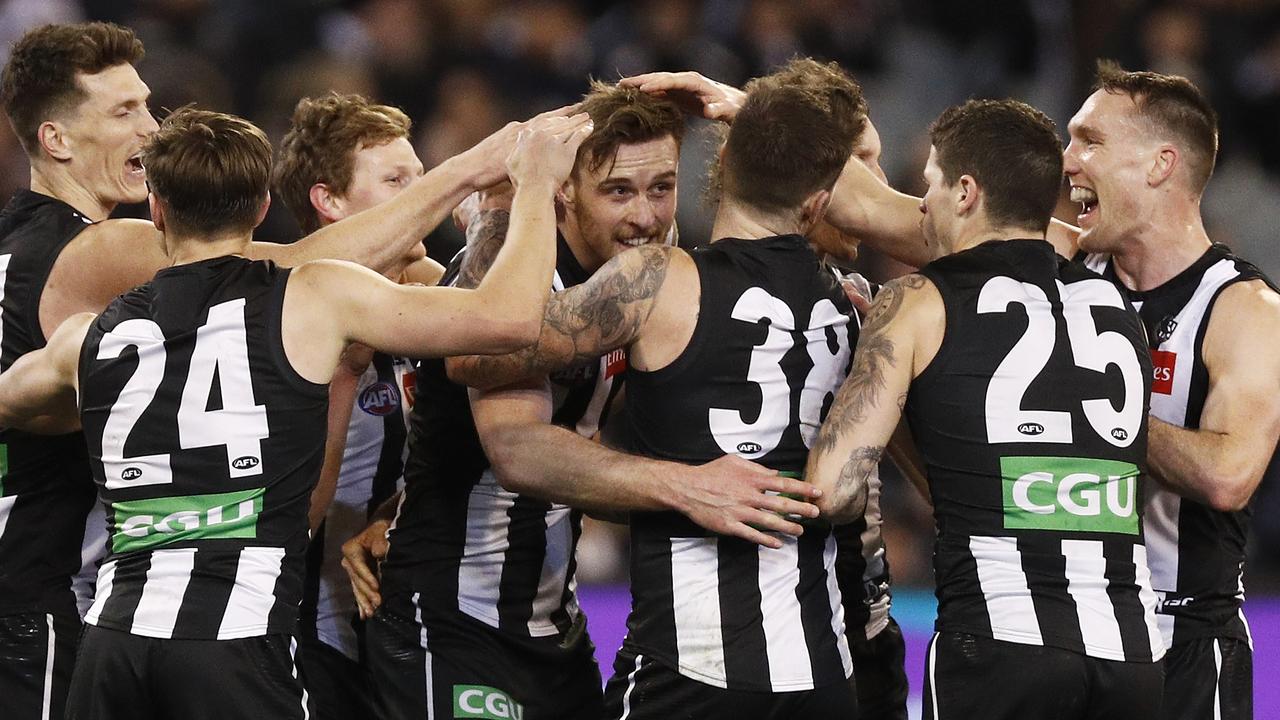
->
[622,233,856,692]
[77,256,328,640]
[908,238,1163,663]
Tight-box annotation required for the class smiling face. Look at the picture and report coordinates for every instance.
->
[1063,89,1159,254]
[60,63,158,209]
[561,134,679,272]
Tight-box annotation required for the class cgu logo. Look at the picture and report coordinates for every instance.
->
[453,686,523,720]
[1017,423,1044,436]
[737,442,763,454]
[1001,456,1141,535]
[231,456,259,470]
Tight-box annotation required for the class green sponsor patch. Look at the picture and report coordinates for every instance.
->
[111,488,264,554]
[1001,456,1139,535]
[453,685,523,720]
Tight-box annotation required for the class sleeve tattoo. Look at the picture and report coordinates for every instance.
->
[455,209,511,289]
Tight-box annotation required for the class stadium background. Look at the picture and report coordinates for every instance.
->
[1,0,1277,716]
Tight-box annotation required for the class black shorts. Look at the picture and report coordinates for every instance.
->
[0,610,80,720]
[923,632,1163,720]
[295,634,377,720]
[1161,636,1252,720]
[849,616,909,720]
[367,592,603,720]
[602,645,856,720]
[66,625,313,720]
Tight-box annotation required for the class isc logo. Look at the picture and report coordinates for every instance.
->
[452,685,523,720]
[1001,456,1140,535]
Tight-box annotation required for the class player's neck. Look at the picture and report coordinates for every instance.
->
[29,163,114,222]
[949,220,1044,255]
[710,199,802,242]
[1110,207,1212,292]
[164,231,252,267]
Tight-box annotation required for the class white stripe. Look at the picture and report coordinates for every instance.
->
[289,637,311,720]
[456,472,513,629]
[1145,486,1181,650]
[669,537,726,688]
[574,362,614,438]
[85,559,118,626]
[969,536,1042,644]
[927,633,941,720]
[0,495,17,541]
[527,506,574,636]
[617,653,643,720]
[822,533,854,674]
[40,614,55,720]
[218,547,285,639]
[1061,540,1125,659]
[758,538,814,689]
[130,549,197,638]
[1213,638,1223,720]
[73,504,108,619]
[1237,567,1253,650]
[1132,545,1166,660]
[413,592,435,720]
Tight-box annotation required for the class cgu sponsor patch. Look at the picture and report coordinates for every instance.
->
[452,685,523,720]
[1000,456,1140,535]
[111,487,264,554]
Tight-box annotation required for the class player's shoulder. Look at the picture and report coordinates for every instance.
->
[1214,277,1280,326]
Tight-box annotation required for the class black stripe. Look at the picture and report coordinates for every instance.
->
[550,508,584,634]
[1019,535,1086,655]
[174,548,237,637]
[298,520,326,638]
[495,494,552,632]
[834,519,871,636]
[718,537,770,687]
[369,354,408,517]
[1104,538,1152,662]
[550,366,599,430]
[797,529,846,686]
[628,524,678,667]
[98,553,152,630]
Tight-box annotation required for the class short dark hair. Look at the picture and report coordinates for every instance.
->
[929,99,1063,232]
[575,80,685,176]
[274,93,412,233]
[0,22,145,156]
[722,58,866,214]
[143,107,272,237]
[1094,59,1218,192]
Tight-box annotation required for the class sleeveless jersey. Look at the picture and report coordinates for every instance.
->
[381,236,624,638]
[1084,243,1274,648]
[0,190,103,618]
[621,234,855,692]
[301,353,413,659]
[910,239,1163,663]
[78,256,328,640]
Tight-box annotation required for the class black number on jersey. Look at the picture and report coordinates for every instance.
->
[709,287,852,458]
[96,298,270,489]
[978,276,1143,447]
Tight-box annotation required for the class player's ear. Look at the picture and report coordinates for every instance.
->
[37,120,73,161]
[1148,145,1178,188]
[149,194,166,233]
[956,175,980,216]
[309,183,344,226]
[798,188,832,235]
[253,193,271,229]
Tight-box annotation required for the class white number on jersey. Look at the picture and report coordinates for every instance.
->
[709,288,852,458]
[98,299,271,489]
[978,276,1143,447]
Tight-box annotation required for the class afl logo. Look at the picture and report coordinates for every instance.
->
[737,442,763,454]
[232,456,260,470]
[359,382,401,416]
[1111,428,1129,441]
[1017,423,1045,436]
[120,467,142,481]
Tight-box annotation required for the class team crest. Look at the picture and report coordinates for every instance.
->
[359,381,401,416]
[1156,315,1178,343]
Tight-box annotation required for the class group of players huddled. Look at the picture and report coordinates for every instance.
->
[0,19,1273,720]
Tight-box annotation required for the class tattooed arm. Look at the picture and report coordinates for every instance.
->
[804,273,942,523]
[448,244,677,390]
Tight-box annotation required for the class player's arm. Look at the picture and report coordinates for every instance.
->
[341,488,402,619]
[247,105,578,273]
[804,275,937,523]
[447,244,682,390]
[308,345,371,532]
[470,379,821,549]
[397,255,445,286]
[1148,280,1280,511]
[0,312,94,431]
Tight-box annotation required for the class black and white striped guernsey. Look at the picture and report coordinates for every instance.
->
[0,190,104,620]
[380,235,624,638]
[621,234,855,692]
[77,256,328,639]
[910,239,1164,663]
[1084,243,1274,649]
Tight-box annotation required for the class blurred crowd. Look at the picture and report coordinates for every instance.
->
[1,0,1278,591]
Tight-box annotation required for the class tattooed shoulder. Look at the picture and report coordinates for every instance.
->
[456,208,512,289]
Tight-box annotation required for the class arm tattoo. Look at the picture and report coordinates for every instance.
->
[830,445,882,522]
[812,274,926,457]
[452,245,673,388]
[455,209,510,289]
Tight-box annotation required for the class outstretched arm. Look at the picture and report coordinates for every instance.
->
[0,313,94,432]
[471,379,821,549]
[1148,280,1280,511]
[804,275,937,523]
